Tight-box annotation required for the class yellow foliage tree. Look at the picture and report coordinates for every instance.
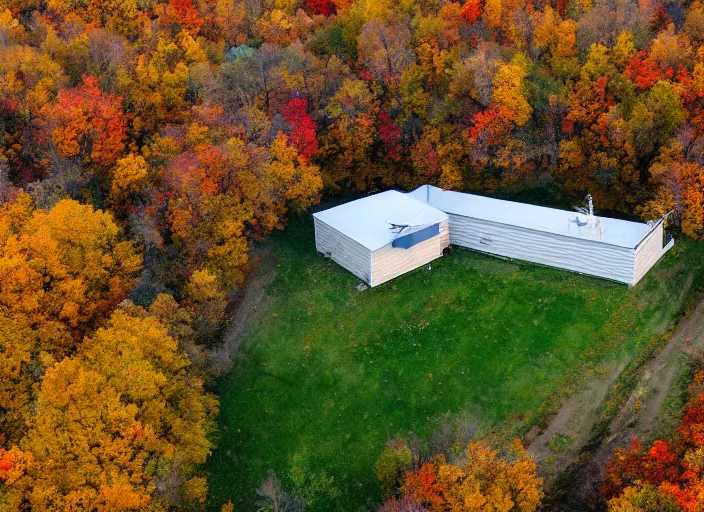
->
[176,30,209,64]
[484,0,502,29]
[256,9,300,45]
[612,31,636,68]
[532,7,579,77]
[47,0,138,34]
[322,78,380,188]
[0,193,141,444]
[492,57,533,126]
[0,194,142,356]
[0,315,34,447]
[268,132,323,210]
[185,268,228,343]
[109,152,149,202]
[117,39,191,136]
[606,483,679,512]
[0,307,217,511]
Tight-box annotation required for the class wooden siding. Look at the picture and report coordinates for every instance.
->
[633,223,671,285]
[370,220,450,287]
[447,214,636,284]
[314,217,371,283]
[439,221,450,247]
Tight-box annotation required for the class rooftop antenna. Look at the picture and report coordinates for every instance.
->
[574,194,594,218]
[570,194,601,239]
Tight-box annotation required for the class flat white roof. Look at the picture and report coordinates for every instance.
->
[313,190,448,251]
[408,185,653,249]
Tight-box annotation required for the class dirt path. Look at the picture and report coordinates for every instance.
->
[208,242,277,374]
[526,357,628,476]
[527,295,704,509]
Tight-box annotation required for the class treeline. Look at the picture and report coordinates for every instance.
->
[0,0,703,509]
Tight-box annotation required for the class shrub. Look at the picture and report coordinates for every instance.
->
[376,440,414,497]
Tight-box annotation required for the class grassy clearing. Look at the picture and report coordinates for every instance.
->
[207,214,704,512]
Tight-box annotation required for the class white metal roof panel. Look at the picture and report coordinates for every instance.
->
[407,185,653,249]
[313,190,449,251]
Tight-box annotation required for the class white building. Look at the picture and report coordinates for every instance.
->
[313,191,450,287]
[314,185,674,287]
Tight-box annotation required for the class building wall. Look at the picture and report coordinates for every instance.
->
[633,222,672,285]
[314,217,371,283]
[370,219,450,287]
[447,214,636,284]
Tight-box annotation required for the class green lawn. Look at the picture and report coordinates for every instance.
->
[207,214,704,512]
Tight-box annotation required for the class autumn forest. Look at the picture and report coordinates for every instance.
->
[0,0,703,509]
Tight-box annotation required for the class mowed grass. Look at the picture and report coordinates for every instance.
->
[207,214,704,512]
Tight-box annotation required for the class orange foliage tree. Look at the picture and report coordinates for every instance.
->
[162,128,321,286]
[639,142,704,239]
[391,441,543,512]
[40,75,128,171]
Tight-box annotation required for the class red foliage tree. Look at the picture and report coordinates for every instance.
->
[625,51,665,90]
[169,0,205,31]
[306,0,337,16]
[281,98,319,161]
[678,392,704,446]
[0,451,13,478]
[650,4,673,32]
[378,110,403,163]
[459,0,483,24]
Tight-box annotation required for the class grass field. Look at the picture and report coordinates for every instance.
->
[207,214,704,512]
